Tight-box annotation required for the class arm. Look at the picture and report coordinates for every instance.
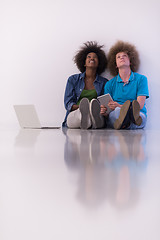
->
[137,96,146,109]
[108,96,146,110]
[100,101,122,117]
[64,75,78,112]
[101,96,146,116]
[137,75,149,108]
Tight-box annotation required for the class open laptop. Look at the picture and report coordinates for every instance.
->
[14,105,60,129]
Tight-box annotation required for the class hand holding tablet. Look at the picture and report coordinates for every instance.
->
[97,93,113,114]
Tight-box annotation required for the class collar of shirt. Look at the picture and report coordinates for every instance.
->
[117,71,134,83]
[80,71,99,82]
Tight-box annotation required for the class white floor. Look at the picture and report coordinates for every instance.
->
[1,127,160,240]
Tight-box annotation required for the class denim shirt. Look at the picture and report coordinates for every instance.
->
[63,72,108,126]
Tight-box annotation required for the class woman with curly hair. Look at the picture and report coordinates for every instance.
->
[63,41,108,129]
[100,40,149,130]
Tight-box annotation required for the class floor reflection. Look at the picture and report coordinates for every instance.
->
[63,128,148,210]
[14,129,41,159]
[14,129,41,148]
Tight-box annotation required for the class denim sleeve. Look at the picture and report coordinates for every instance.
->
[64,75,78,111]
[101,77,108,95]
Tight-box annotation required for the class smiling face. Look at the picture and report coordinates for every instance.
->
[116,52,130,69]
[85,52,99,69]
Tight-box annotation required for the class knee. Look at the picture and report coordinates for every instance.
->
[67,110,81,128]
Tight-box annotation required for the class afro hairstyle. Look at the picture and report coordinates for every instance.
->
[74,41,107,75]
[108,40,140,76]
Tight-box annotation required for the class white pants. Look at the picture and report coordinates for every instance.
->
[67,109,83,128]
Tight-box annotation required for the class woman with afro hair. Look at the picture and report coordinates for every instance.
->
[63,41,108,129]
[100,40,149,130]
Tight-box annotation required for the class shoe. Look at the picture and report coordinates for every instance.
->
[130,100,142,126]
[90,99,104,129]
[114,100,131,130]
[79,98,91,129]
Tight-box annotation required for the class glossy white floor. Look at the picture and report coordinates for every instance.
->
[1,126,160,240]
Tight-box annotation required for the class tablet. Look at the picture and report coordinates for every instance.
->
[97,93,113,114]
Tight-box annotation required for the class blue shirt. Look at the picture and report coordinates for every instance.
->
[104,72,149,116]
[63,72,108,126]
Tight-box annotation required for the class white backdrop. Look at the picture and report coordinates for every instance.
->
[0,0,159,129]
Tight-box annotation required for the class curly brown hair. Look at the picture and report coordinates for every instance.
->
[108,41,140,76]
[74,41,108,75]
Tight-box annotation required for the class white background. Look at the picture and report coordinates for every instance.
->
[0,0,159,129]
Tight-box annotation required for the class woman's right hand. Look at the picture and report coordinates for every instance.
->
[71,104,79,111]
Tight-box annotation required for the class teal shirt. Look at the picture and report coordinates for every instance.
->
[104,72,149,116]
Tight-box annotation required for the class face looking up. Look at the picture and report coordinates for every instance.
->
[116,52,130,69]
[85,52,99,69]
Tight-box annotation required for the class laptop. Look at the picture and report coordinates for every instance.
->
[14,105,61,129]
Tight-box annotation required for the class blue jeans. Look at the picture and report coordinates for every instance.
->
[107,107,147,130]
